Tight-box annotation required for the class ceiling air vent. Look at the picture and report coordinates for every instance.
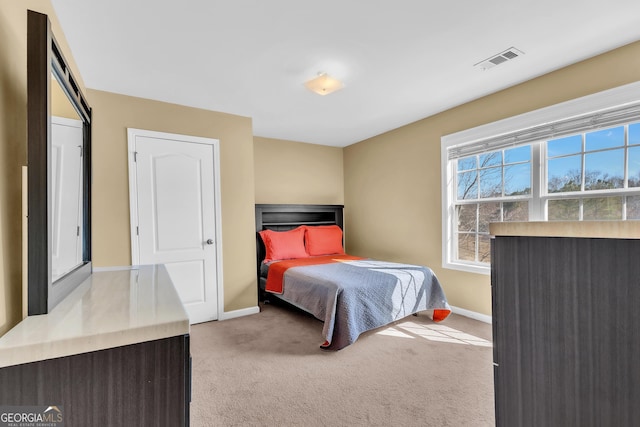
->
[475,47,524,70]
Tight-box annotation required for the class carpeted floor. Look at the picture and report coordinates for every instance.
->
[190,302,495,427]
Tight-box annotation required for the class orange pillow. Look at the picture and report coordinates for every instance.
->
[305,225,345,256]
[259,226,308,263]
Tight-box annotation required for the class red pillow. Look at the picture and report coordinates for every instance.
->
[259,226,308,263]
[305,225,345,256]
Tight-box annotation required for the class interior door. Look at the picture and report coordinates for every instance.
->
[51,116,83,281]
[129,130,221,324]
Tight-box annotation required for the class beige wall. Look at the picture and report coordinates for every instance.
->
[88,90,257,312]
[344,40,640,316]
[254,136,344,205]
[0,0,85,336]
[52,77,81,120]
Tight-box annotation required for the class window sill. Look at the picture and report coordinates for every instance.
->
[443,260,490,276]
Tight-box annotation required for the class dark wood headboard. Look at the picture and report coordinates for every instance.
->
[255,204,344,276]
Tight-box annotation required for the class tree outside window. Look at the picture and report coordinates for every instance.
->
[455,147,531,264]
[452,123,640,267]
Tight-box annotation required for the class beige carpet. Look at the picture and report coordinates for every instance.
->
[190,302,495,427]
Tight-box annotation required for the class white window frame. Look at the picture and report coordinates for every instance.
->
[441,81,640,275]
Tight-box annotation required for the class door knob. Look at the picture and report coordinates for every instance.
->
[206,239,214,245]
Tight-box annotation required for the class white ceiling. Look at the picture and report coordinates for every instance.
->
[52,0,640,147]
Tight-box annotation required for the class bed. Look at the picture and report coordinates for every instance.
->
[255,204,451,350]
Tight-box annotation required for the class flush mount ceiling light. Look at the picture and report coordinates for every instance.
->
[304,72,344,96]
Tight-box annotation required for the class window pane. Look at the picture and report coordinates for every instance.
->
[449,118,640,271]
[478,202,501,233]
[457,233,476,262]
[584,149,624,190]
[548,155,582,193]
[479,151,502,168]
[548,199,580,220]
[505,163,531,196]
[503,201,529,222]
[547,135,582,157]
[457,156,477,172]
[478,235,491,263]
[629,146,640,187]
[627,195,640,220]
[583,197,622,220]
[457,204,477,232]
[630,123,640,147]
[505,145,531,164]
[457,171,478,199]
[479,167,502,198]
[585,126,624,151]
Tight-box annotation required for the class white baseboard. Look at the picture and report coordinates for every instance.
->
[450,305,492,324]
[219,306,260,321]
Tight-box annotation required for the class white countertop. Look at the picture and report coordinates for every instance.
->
[490,221,640,239]
[0,265,189,368]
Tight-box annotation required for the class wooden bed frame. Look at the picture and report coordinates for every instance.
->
[255,204,344,300]
[253,204,449,350]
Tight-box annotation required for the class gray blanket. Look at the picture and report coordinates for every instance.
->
[276,259,451,350]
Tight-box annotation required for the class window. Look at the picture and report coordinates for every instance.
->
[455,146,531,265]
[545,124,640,221]
[441,81,640,275]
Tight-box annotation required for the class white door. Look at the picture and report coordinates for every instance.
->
[51,116,84,281]
[128,128,223,324]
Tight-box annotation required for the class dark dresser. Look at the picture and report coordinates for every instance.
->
[490,221,640,427]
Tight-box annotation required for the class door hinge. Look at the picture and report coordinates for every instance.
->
[79,145,83,157]
[136,226,139,236]
[77,226,80,236]
[134,151,138,162]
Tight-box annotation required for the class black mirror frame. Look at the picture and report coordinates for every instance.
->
[27,10,92,314]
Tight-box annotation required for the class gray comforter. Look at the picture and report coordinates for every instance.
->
[272,258,451,350]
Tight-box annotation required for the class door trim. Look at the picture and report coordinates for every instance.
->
[127,128,224,321]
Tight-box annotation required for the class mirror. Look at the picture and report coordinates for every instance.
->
[27,10,92,314]
[51,73,84,281]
